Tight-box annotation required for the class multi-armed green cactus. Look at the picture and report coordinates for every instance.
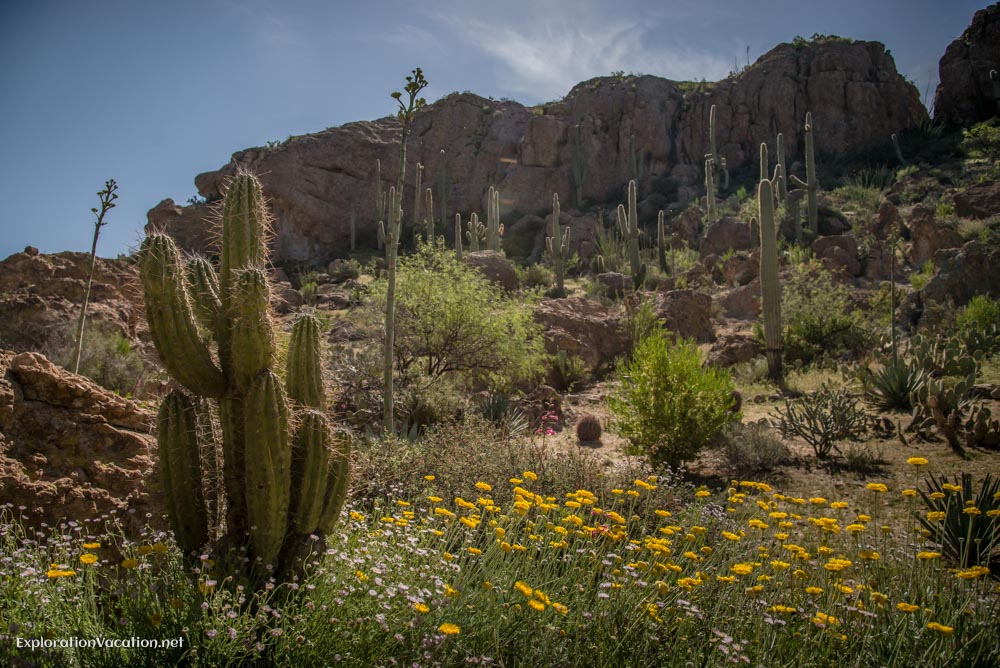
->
[546,193,570,296]
[705,104,729,193]
[140,172,350,583]
[617,179,646,290]
[485,185,503,252]
[790,112,818,238]
[757,144,783,381]
[466,213,485,251]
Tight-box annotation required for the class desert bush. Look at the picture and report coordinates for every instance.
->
[366,240,546,392]
[719,421,791,475]
[916,473,1000,569]
[328,258,361,282]
[609,332,739,469]
[43,323,152,398]
[961,118,1000,162]
[575,413,602,443]
[780,259,868,365]
[909,259,935,290]
[956,294,1000,356]
[773,385,868,459]
[518,262,553,290]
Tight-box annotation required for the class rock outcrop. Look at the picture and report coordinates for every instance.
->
[0,249,144,354]
[533,297,626,371]
[0,349,160,530]
[933,3,1000,126]
[899,240,1000,328]
[151,40,926,266]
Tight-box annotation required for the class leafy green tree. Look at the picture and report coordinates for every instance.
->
[368,240,545,393]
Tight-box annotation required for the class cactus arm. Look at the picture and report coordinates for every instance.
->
[318,429,352,533]
[291,410,333,533]
[230,268,276,393]
[286,313,325,410]
[547,193,565,295]
[244,370,291,566]
[158,390,209,555]
[186,256,222,335]
[704,159,717,223]
[776,133,787,202]
[139,234,226,397]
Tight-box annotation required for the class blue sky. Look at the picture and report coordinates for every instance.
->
[0,0,990,259]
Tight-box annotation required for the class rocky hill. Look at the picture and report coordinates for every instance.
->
[148,38,927,266]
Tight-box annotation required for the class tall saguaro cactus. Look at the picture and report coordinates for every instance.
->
[757,144,783,382]
[140,171,351,584]
[704,158,718,223]
[466,213,485,251]
[790,112,818,238]
[423,188,434,242]
[546,193,570,296]
[617,179,646,289]
[454,213,463,260]
[657,210,668,274]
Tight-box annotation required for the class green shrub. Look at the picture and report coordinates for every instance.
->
[961,119,1000,162]
[67,327,150,398]
[609,333,739,469]
[780,259,867,365]
[366,240,546,392]
[549,350,589,391]
[519,262,553,290]
[719,421,791,475]
[956,295,1000,355]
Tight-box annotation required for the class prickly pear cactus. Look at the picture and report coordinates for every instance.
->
[139,171,350,584]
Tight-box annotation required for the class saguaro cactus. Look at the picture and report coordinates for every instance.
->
[139,171,351,584]
[466,213,485,251]
[775,133,787,202]
[617,179,646,289]
[757,144,783,382]
[546,193,570,296]
[454,213,463,260]
[486,185,503,251]
[657,210,668,274]
[790,112,818,238]
[423,188,434,242]
[704,158,718,223]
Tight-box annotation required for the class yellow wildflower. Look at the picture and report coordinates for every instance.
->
[896,602,919,613]
[906,457,928,466]
[82,542,100,549]
[438,623,460,636]
[916,551,941,560]
[414,603,429,614]
[121,559,139,569]
[79,554,98,565]
[926,622,953,635]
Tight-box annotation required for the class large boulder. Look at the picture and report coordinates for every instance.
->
[954,180,1000,219]
[651,290,715,343]
[907,205,963,266]
[933,3,1000,126]
[812,235,862,278]
[153,40,925,266]
[899,240,1000,328]
[533,297,626,370]
[700,217,752,259]
[463,251,518,291]
[0,350,160,531]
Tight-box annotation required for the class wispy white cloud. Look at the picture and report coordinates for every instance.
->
[433,7,732,101]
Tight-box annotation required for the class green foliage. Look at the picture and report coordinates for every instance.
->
[367,240,545,393]
[916,473,1000,569]
[780,259,867,365]
[773,385,869,459]
[518,262,553,290]
[549,350,589,391]
[858,353,927,412]
[609,333,739,469]
[961,119,1000,162]
[68,327,149,398]
[909,259,935,290]
[956,295,1000,355]
[719,421,791,475]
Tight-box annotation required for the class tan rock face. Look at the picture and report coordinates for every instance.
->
[151,40,926,266]
[0,250,144,353]
[533,297,626,371]
[933,3,1000,126]
[0,349,160,531]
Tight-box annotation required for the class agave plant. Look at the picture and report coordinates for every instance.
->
[858,353,928,412]
[915,473,1000,570]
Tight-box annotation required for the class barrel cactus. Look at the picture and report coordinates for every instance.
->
[140,170,350,584]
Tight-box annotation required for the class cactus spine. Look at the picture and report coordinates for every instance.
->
[790,112,818,238]
[486,185,503,251]
[546,193,570,296]
[617,179,646,289]
[139,172,351,584]
[758,144,783,382]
